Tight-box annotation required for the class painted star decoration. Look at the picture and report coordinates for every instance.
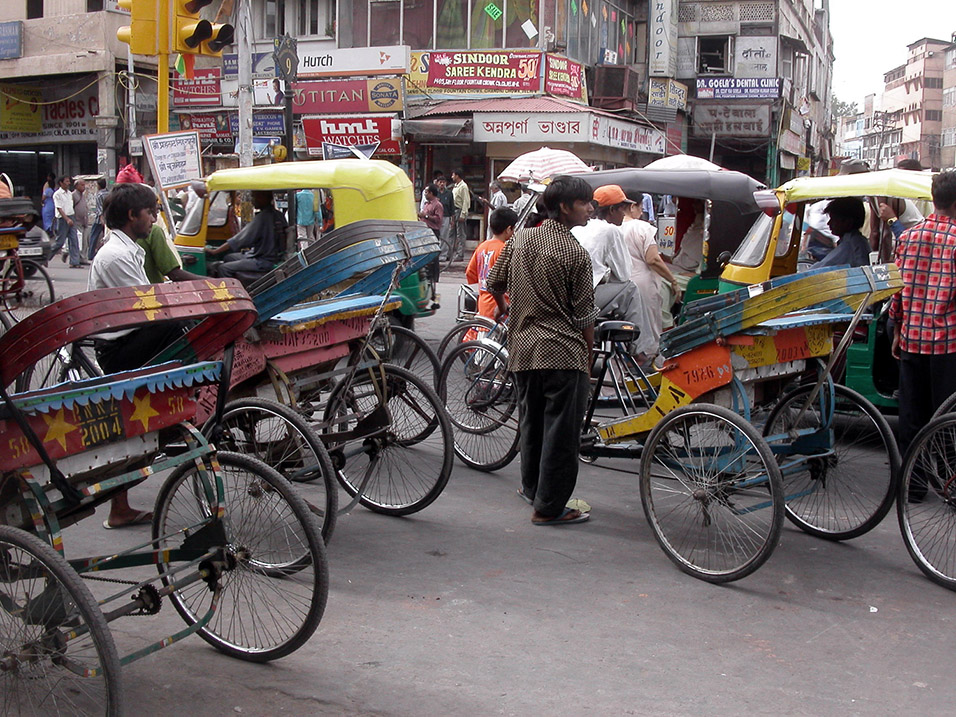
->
[43,408,78,451]
[205,280,236,311]
[130,392,160,433]
[132,286,164,321]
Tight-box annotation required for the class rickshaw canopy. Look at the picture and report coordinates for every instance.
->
[775,168,935,204]
[568,167,766,213]
[204,159,416,223]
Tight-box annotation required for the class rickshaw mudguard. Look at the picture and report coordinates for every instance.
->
[0,279,257,387]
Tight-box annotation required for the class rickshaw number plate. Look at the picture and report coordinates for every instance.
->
[75,398,126,450]
[18,246,42,256]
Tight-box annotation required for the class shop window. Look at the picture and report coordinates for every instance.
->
[264,0,286,37]
[87,0,105,10]
[697,36,732,74]
[925,77,943,89]
[403,0,434,49]
[298,0,332,37]
[925,110,942,122]
[436,0,468,48]
[27,0,43,19]
[370,0,401,46]
[470,0,503,49]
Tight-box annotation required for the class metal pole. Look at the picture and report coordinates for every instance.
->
[709,132,716,163]
[157,54,169,133]
[237,0,254,168]
[127,48,137,140]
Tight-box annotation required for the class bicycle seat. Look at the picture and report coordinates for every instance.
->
[595,320,640,343]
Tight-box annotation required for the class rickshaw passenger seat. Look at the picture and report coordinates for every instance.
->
[595,320,640,343]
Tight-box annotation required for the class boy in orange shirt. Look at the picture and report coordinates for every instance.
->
[466,207,518,322]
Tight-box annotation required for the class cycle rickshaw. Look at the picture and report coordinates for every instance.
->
[440,263,902,582]
[0,279,329,714]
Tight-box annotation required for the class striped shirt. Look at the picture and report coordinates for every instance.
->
[889,213,956,354]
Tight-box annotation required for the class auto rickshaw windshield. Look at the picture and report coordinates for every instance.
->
[730,210,797,268]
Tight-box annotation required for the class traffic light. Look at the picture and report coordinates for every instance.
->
[116,0,167,56]
[173,0,234,56]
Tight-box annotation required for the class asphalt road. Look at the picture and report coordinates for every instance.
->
[25,264,956,715]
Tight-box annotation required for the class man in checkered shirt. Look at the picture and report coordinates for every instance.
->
[487,176,598,525]
[889,169,956,463]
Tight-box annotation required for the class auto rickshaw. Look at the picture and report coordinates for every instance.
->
[173,159,438,327]
[719,168,936,411]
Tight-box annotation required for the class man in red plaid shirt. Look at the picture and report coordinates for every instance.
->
[889,169,956,463]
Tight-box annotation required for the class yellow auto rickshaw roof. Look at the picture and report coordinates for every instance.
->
[776,168,934,202]
[205,159,411,198]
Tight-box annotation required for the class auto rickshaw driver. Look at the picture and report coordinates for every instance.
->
[204,189,287,283]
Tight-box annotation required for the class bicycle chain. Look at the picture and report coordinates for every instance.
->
[82,573,162,616]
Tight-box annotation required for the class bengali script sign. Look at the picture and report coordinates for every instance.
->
[426,50,541,93]
[696,77,781,100]
[691,104,771,137]
[473,112,588,143]
[144,131,203,189]
[543,54,587,103]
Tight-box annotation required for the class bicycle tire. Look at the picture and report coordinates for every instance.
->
[436,316,499,359]
[640,403,785,583]
[0,524,123,716]
[368,322,441,392]
[439,339,520,472]
[15,340,102,393]
[322,363,454,516]
[2,259,54,322]
[203,397,338,544]
[897,413,956,590]
[153,452,329,662]
[763,382,900,540]
[932,390,956,421]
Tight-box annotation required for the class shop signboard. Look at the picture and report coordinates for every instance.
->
[543,54,587,104]
[692,104,771,137]
[222,52,275,78]
[0,84,98,145]
[178,113,232,143]
[648,0,678,77]
[172,68,222,107]
[473,112,589,143]
[0,21,22,60]
[143,131,203,189]
[696,77,781,100]
[298,45,410,78]
[592,115,666,154]
[657,216,676,257]
[778,128,805,155]
[292,77,403,114]
[735,37,776,78]
[301,115,401,155]
[416,50,541,94]
[648,77,687,110]
[228,111,285,137]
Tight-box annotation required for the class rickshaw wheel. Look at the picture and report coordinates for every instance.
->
[323,363,454,516]
[640,403,784,583]
[0,525,123,716]
[368,322,441,392]
[204,397,338,544]
[764,382,900,540]
[897,413,956,591]
[436,317,499,359]
[153,452,328,662]
[438,339,520,472]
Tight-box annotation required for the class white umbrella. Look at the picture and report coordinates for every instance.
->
[644,155,723,171]
[498,147,591,183]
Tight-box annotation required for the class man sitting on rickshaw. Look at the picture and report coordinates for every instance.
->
[205,189,287,283]
[814,197,870,268]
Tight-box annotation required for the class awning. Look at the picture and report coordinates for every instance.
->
[403,118,471,138]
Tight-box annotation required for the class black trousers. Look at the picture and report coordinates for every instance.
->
[897,350,956,460]
[95,323,187,375]
[514,369,590,517]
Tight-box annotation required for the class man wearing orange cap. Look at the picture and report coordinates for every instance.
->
[572,184,657,360]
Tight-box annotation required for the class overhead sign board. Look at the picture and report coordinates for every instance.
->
[298,45,410,78]
[293,77,403,114]
[0,21,23,60]
[696,77,781,100]
[172,68,222,107]
[692,104,771,137]
[302,115,401,155]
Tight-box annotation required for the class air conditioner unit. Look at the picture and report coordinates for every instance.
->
[592,65,642,111]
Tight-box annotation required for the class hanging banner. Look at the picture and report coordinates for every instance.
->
[543,54,588,104]
[425,50,541,93]
[648,0,678,77]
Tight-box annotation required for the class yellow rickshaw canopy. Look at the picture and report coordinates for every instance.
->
[777,168,935,203]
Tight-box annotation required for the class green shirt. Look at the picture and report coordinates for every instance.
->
[136,224,183,284]
[452,179,470,220]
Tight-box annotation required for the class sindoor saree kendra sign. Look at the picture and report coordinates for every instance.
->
[426,50,541,93]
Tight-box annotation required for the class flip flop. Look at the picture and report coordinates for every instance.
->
[102,510,153,529]
[532,507,590,526]
[516,489,533,505]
